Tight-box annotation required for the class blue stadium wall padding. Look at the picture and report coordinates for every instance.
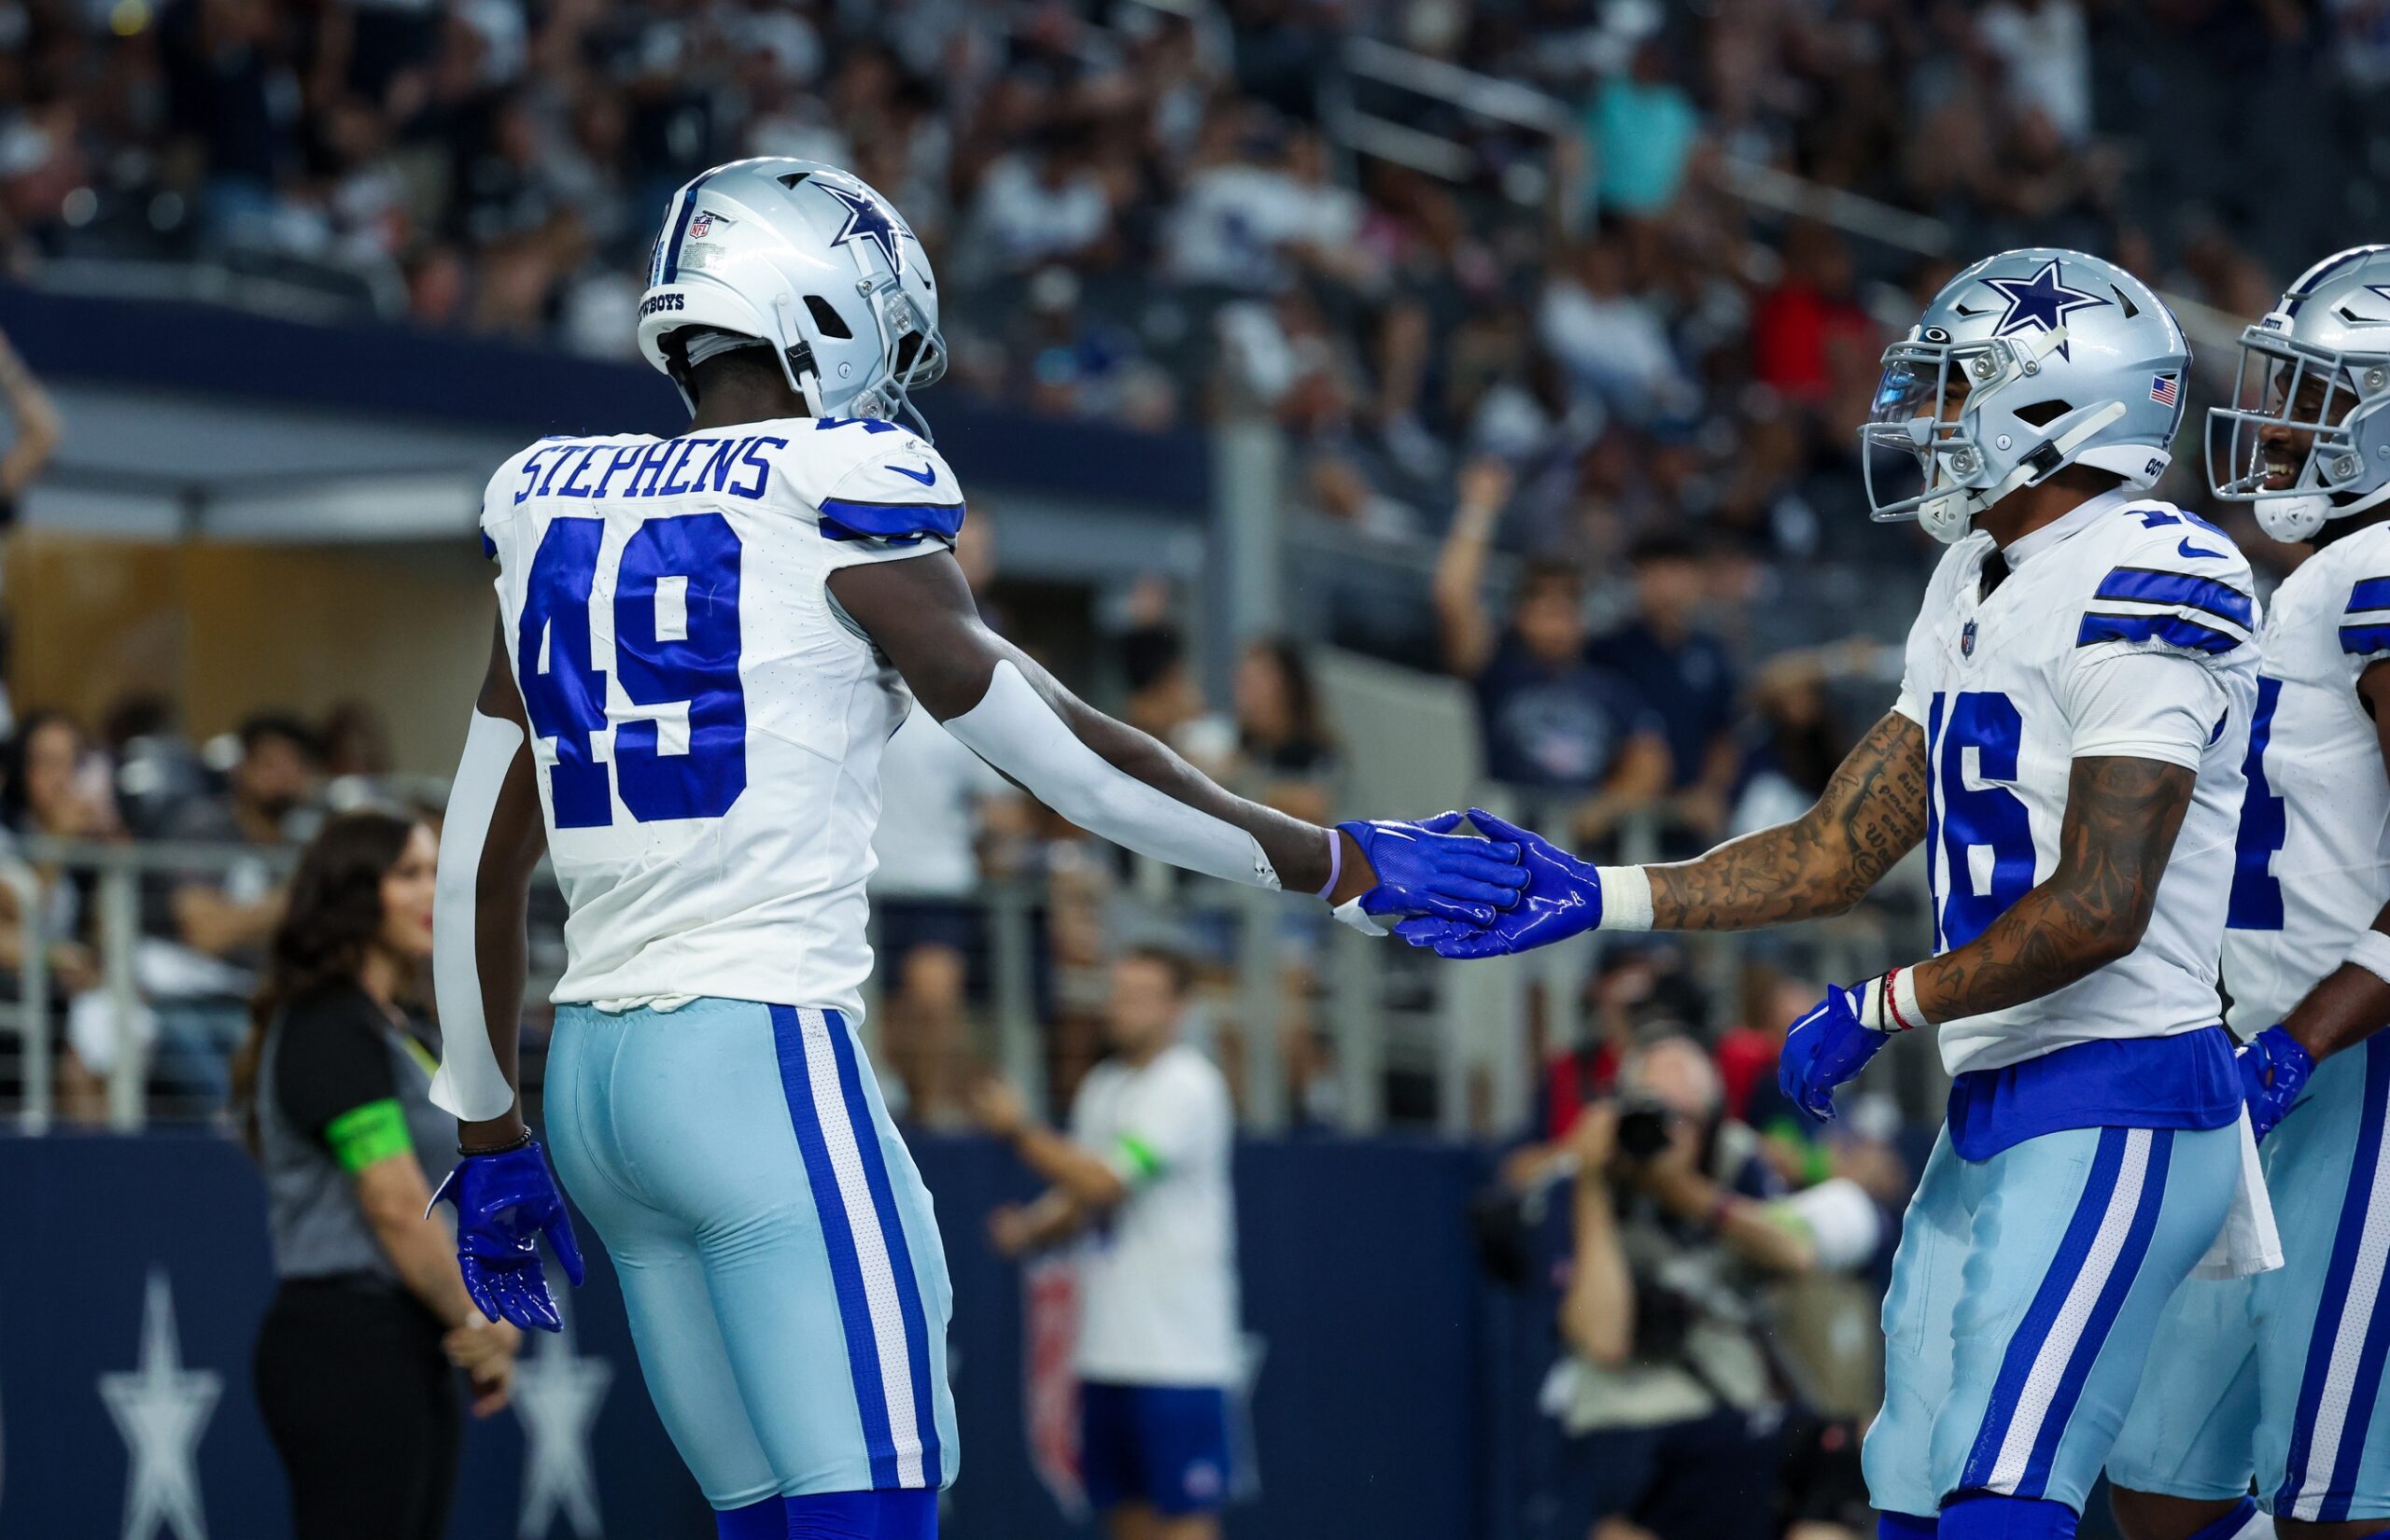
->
[0,1130,1493,1540]
[0,284,1211,513]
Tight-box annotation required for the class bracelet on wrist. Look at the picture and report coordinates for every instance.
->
[1857,967,1928,1034]
[459,1129,534,1157]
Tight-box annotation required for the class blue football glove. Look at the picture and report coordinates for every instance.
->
[1337,812,1526,927]
[2237,1025,2314,1144]
[429,1139,585,1332]
[1778,985,1891,1123]
[1392,807,1601,959]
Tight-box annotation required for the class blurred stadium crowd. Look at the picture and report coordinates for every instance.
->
[4,0,2383,546]
[4,1,2390,1533]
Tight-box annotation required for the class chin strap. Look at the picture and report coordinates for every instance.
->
[1921,399,2130,536]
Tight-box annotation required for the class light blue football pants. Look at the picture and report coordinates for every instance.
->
[1863,1120,2242,1519]
[2112,1038,2390,1524]
[543,998,958,1508]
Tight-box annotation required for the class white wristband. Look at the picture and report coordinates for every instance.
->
[2348,931,2390,988]
[1594,865,1653,931]
[1858,967,1930,1034]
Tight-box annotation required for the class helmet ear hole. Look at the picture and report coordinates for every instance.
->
[2012,399,2071,427]
[803,296,851,340]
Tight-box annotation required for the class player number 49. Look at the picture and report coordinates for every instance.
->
[515,512,750,827]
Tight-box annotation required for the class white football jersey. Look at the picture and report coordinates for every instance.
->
[2222,522,2390,1029]
[1891,490,2260,1075]
[477,414,967,1016]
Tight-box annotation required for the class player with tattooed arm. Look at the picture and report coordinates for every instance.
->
[419,159,1523,1539]
[1397,249,2278,1540]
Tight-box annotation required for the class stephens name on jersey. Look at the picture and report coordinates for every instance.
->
[1892,488,2260,1076]
[2224,521,2390,1027]
[478,414,966,1017]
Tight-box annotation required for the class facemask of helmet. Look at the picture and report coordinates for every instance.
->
[2206,246,2390,544]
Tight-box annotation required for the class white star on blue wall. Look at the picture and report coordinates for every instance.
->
[98,1270,219,1540]
[514,1290,612,1540]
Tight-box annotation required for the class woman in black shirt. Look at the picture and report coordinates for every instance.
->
[233,811,521,1540]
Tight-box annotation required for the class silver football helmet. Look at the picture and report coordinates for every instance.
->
[2207,245,2390,542]
[1862,247,2190,544]
[635,158,947,433]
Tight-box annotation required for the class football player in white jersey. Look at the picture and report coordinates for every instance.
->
[1394,248,2273,1540]
[2108,245,2390,1540]
[415,159,1525,1540]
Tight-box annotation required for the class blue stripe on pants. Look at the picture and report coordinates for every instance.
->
[2277,1039,2390,1520]
[821,1008,945,1489]
[1961,1127,2172,1495]
[2017,1129,2172,1495]
[770,1004,903,1489]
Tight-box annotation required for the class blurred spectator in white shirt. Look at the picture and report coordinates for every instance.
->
[1165,122,1367,293]
[967,126,1117,276]
[1538,233,1694,421]
[140,713,318,1119]
[1976,0,2092,144]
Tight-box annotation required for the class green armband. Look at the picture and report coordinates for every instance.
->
[1116,1134,1163,1182]
[326,1099,415,1173]
[1764,1116,1835,1187]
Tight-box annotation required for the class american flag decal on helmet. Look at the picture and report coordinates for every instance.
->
[2150,373,2179,407]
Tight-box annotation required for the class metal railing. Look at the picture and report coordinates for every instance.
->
[0,838,302,1132]
[0,823,1929,1140]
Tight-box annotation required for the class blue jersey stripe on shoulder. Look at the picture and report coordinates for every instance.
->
[2094,567,2254,627]
[2349,578,2390,612]
[818,497,966,543]
[2078,610,2242,654]
[479,530,498,562]
[2341,623,2390,656]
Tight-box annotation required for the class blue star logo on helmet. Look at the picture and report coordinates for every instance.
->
[1982,259,2109,358]
[821,181,908,276]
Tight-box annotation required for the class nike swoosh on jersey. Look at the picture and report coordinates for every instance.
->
[2178,539,2227,559]
[889,462,938,486]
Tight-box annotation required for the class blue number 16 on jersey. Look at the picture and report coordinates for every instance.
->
[515,512,749,828]
[1926,690,2037,951]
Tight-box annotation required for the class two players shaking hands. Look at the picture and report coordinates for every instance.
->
[424,737,2262,1337]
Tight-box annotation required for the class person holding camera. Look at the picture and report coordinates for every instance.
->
[1544,1035,1880,1540]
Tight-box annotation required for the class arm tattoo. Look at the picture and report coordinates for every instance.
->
[1912,755,2193,1022]
[1645,711,1931,931]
